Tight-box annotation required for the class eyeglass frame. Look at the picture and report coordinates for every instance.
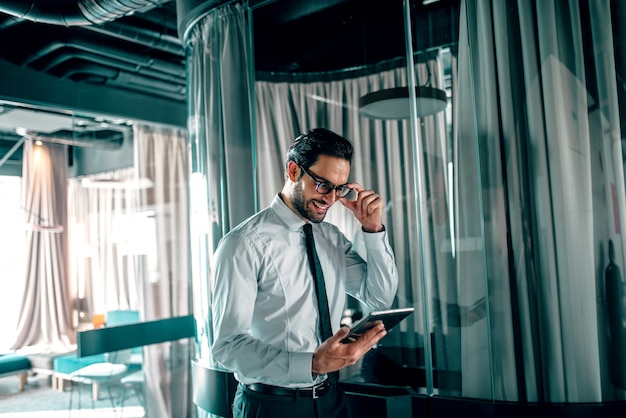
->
[299,165,352,198]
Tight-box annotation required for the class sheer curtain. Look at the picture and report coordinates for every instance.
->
[68,166,143,319]
[67,124,192,417]
[12,139,74,350]
[134,123,193,418]
[186,2,255,369]
[254,53,450,390]
[255,67,412,286]
[461,0,625,403]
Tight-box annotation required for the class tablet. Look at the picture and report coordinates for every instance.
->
[341,307,415,343]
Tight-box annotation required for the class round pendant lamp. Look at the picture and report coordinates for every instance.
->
[359,86,447,120]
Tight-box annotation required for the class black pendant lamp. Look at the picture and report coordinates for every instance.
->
[359,85,447,120]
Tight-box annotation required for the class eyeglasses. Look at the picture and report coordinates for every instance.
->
[300,166,352,198]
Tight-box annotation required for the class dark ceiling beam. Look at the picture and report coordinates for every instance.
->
[0,135,23,164]
[17,128,125,150]
[0,158,21,176]
[249,0,349,23]
[0,131,21,142]
[0,57,186,128]
[0,136,23,170]
[176,0,354,39]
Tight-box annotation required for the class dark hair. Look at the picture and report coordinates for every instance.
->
[285,128,353,169]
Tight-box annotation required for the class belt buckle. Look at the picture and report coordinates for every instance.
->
[312,384,320,399]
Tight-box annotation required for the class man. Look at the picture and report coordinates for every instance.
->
[211,128,399,418]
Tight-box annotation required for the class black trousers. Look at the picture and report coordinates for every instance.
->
[232,382,349,418]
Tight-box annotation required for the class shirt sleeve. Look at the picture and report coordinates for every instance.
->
[210,232,316,386]
[345,227,399,310]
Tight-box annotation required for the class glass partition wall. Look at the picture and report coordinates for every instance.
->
[65,115,193,417]
[251,0,469,400]
[460,0,626,404]
[188,0,626,415]
[0,102,193,416]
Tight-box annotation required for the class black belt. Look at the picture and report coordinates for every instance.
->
[245,380,330,399]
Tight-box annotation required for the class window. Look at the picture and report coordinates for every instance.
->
[0,176,25,350]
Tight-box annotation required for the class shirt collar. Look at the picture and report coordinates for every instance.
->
[271,193,308,232]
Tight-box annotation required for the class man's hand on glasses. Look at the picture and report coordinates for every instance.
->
[339,183,384,233]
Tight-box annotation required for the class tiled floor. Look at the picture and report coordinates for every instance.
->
[0,373,144,417]
[1,408,144,418]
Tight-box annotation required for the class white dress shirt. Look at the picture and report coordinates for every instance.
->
[211,194,399,388]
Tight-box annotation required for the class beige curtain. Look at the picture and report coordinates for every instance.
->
[12,139,74,350]
[67,166,143,319]
[135,123,193,418]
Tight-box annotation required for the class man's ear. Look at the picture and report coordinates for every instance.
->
[286,161,300,182]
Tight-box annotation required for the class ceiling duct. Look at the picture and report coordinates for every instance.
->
[23,37,185,77]
[0,0,169,26]
[84,19,184,57]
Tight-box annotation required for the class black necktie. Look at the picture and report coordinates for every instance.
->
[303,223,338,383]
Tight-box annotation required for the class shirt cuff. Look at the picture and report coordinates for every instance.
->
[362,226,388,246]
[289,352,316,384]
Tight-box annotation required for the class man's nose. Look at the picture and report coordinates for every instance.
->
[322,191,339,205]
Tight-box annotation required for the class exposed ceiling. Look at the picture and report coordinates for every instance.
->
[0,0,460,172]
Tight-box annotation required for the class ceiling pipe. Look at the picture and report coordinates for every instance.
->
[40,49,186,86]
[82,19,184,57]
[111,70,186,94]
[105,74,186,101]
[22,38,185,78]
[60,61,119,80]
[0,0,170,26]
[59,62,186,100]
